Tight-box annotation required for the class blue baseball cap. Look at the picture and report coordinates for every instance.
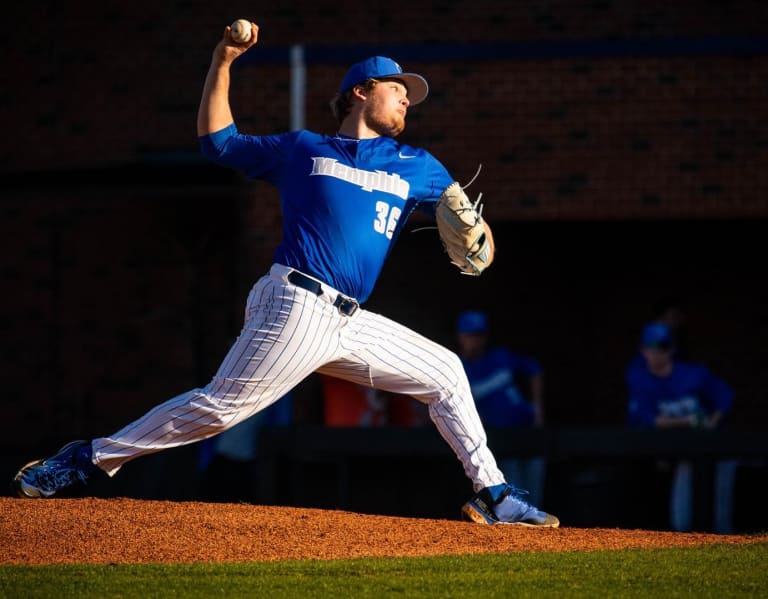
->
[457,310,489,334]
[339,56,429,105]
[641,322,673,349]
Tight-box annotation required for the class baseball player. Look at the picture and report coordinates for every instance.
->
[13,21,558,527]
[627,321,735,532]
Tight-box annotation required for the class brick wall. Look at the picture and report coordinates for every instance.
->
[6,3,767,217]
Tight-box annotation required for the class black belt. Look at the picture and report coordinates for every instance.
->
[287,270,359,316]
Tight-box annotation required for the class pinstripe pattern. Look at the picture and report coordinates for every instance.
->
[93,264,504,491]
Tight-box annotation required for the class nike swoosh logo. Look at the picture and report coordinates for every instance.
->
[398,152,417,159]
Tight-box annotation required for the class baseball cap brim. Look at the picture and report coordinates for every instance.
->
[340,56,429,105]
[391,74,429,105]
[457,310,489,334]
[641,322,673,349]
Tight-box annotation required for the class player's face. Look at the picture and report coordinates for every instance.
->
[362,79,410,137]
[642,346,674,376]
[458,332,487,359]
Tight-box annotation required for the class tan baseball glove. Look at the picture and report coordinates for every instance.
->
[435,181,495,276]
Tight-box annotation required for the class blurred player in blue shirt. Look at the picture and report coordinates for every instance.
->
[627,322,733,429]
[626,321,736,532]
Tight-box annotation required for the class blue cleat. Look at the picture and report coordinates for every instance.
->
[462,483,560,527]
[12,440,99,498]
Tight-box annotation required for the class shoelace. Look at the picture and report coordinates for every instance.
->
[28,463,86,492]
[493,485,544,522]
[496,485,535,509]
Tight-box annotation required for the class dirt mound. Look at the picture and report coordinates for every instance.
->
[2,497,764,565]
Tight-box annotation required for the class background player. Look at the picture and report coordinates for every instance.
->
[13,21,558,527]
[626,321,735,532]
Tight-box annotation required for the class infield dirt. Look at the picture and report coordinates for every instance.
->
[3,497,767,564]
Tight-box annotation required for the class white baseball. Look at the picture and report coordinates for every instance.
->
[230,19,252,43]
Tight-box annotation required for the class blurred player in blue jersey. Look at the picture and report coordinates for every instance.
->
[13,21,558,527]
[626,321,736,532]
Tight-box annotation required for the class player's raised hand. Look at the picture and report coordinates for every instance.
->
[198,21,259,135]
[214,21,259,63]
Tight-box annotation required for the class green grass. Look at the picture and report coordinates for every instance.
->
[1,543,766,598]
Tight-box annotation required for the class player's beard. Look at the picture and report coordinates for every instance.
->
[362,97,405,138]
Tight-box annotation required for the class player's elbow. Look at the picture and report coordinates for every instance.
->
[199,124,239,161]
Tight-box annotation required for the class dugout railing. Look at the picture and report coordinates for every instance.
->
[254,426,768,532]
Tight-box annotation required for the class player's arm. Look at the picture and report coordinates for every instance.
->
[197,22,259,136]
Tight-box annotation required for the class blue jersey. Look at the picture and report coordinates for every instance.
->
[626,358,734,428]
[200,125,453,302]
[461,348,543,428]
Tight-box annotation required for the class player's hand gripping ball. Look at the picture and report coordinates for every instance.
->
[230,19,252,43]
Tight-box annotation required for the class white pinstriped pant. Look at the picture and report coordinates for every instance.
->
[92,264,505,492]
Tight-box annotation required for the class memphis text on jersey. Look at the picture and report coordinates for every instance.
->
[310,157,410,199]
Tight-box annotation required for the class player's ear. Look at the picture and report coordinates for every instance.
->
[351,84,369,102]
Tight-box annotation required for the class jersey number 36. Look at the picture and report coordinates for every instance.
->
[374,201,401,240]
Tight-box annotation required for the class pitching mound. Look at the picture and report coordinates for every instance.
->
[2,497,765,565]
